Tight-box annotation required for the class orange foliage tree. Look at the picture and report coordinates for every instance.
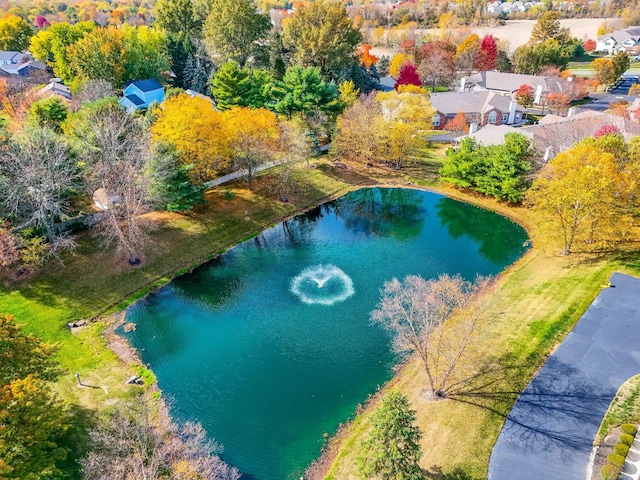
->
[357,43,380,69]
[151,94,232,183]
[584,39,596,52]
[545,92,571,115]
[445,110,468,133]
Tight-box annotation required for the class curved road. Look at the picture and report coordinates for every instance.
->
[489,272,640,480]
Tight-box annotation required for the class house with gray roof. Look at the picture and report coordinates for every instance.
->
[0,51,30,66]
[596,26,640,55]
[429,90,525,129]
[460,71,569,105]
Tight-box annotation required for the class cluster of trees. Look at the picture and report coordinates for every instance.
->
[387,34,502,92]
[527,131,640,254]
[334,86,435,169]
[440,133,535,203]
[591,52,631,89]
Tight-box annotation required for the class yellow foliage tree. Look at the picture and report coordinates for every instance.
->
[526,143,627,254]
[151,94,231,183]
[222,107,280,190]
[338,80,360,108]
[389,53,414,78]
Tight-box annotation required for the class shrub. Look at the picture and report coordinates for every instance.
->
[621,433,635,446]
[622,424,638,436]
[614,443,630,457]
[607,453,625,467]
[600,464,621,480]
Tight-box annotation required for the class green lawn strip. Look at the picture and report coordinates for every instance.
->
[598,375,640,441]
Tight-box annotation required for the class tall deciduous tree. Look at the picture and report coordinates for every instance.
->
[389,53,414,78]
[515,84,534,107]
[418,43,456,91]
[530,11,570,43]
[334,93,382,165]
[155,0,201,38]
[0,15,33,51]
[152,93,231,182]
[203,0,271,67]
[356,391,423,480]
[474,34,498,71]
[394,62,422,90]
[283,1,361,80]
[591,58,618,87]
[223,107,280,190]
[0,127,80,247]
[513,39,573,74]
[526,143,625,254]
[456,33,480,75]
[371,274,492,398]
[612,51,630,78]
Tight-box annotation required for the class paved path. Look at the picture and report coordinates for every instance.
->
[203,161,279,188]
[489,272,640,480]
[621,433,640,480]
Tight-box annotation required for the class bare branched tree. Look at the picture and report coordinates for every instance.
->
[79,105,153,264]
[371,274,492,400]
[0,126,81,249]
[81,401,240,480]
[71,79,117,111]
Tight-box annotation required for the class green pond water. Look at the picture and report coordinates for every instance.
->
[123,188,528,480]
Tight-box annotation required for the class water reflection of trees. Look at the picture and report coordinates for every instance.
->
[333,188,426,239]
[435,198,527,264]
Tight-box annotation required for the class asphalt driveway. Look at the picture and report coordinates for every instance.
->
[489,272,640,480]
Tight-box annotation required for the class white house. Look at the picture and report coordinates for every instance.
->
[596,27,640,55]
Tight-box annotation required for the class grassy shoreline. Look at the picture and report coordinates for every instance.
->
[2,150,638,479]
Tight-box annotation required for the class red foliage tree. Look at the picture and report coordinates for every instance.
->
[593,124,621,138]
[545,92,571,114]
[394,62,422,90]
[34,15,48,28]
[400,39,416,55]
[474,35,498,71]
[584,39,596,52]
[515,84,534,106]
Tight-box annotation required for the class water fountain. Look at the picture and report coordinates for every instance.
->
[290,264,355,305]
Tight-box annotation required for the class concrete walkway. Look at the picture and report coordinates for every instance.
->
[489,272,640,480]
[203,161,279,188]
[621,432,640,480]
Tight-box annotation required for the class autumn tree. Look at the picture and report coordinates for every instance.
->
[515,84,535,107]
[81,400,240,480]
[474,34,498,71]
[0,15,33,51]
[0,127,81,248]
[0,313,69,480]
[591,58,618,88]
[612,51,631,78]
[456,33,480,75]
[30,22,96,83]
[445,110,468,132]
[389,53,414,78]
[204,0,270,67]
[27,97,69,131]
[357,43,379,69]
[513,39,577,74]
[334,93,382,165]
[338,80,360,108]
[283,1,361,80]
[526,143,624,254]
[155,0,201,38]
[371,274,492,398]
[394,62,422,90]
[584,39,596,52]
[152,94,231,182]
[418,42,456,91]
[223,107,280,190]
[0,222,20,269]
[530,11,570,43]
[356,391,423,480]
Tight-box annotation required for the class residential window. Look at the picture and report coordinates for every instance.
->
[488,111,497,124]
[433,114,441,126]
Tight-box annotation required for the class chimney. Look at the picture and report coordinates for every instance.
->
[469,123,478,134]
[567,107,575,117]
[508,100,518,124]
[543,147,552,162]
[534,85,543,104]
[460,77,466,93]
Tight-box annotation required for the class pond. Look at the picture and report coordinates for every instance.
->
[123,188,528,480]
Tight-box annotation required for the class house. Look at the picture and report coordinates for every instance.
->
[429,91,525,129]
[119,79,165,112]
[596,27,640,55]
[38,79,71,100]
[460,71,569,105]
[460,124,534,146]
[0,51,30,66]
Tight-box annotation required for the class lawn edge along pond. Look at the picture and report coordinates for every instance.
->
[2,156,637,479]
